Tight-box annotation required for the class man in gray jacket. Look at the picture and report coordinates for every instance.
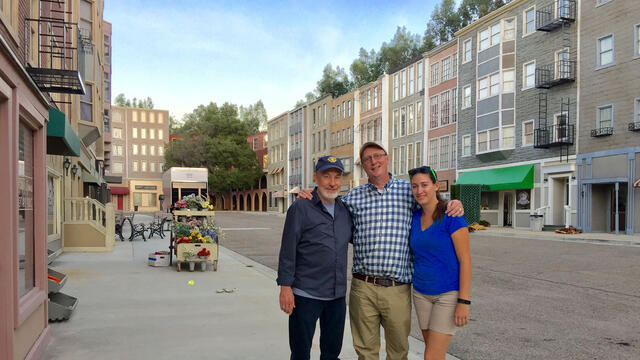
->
[277,155,353,360]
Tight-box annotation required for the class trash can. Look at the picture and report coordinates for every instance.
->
[530,214,544,231]
[134,205,139,212]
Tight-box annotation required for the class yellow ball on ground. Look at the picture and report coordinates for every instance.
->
[188,280,194,286]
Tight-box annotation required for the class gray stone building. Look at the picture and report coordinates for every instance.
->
[455,0,578,229]
[576,0,640,234]
[388,57,426,180]
[305,95,332,189]
[267,112,289,213]
[288,105,307,205]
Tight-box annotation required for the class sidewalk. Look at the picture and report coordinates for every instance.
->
[43,231,458,359]
[472,226,640,246]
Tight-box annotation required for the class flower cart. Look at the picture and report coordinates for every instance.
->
[170,205,219,271]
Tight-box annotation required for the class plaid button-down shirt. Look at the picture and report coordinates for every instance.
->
[342,176,418,283]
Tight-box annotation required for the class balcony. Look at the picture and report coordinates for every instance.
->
[628,122,640,132]
[536,0,576,32]
[535,60,575,89]
[534,124,574,148]
[591,127,614,137]
[25,6,85,95]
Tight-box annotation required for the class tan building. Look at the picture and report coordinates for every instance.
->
[108,107,170,212]
[355,77,388,185]
[306,95,332,188]
[267,112,289,212]
[330,91,356,193]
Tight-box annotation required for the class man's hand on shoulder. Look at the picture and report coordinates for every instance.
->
[445,199,465,217]
[297,189,313,200]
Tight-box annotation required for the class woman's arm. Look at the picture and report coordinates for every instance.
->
[452,227,471,326]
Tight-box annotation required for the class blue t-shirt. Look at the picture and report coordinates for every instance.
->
[410,209,468,295]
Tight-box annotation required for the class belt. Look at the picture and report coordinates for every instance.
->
[352,273,406,287]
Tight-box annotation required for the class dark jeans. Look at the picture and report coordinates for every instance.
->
[289,295,346,360]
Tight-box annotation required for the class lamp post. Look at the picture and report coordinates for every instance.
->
[71,164,79,179]
[63,158,71,176]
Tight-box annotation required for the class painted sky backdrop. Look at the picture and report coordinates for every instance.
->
[105,0,441,121]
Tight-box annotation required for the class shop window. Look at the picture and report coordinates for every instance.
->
[18,121,35,297]
[47,175,61,237]
[481,191,499,210]
[516,189,531,210]
[133,193,142,206]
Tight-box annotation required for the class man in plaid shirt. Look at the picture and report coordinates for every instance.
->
[300,142,464,359]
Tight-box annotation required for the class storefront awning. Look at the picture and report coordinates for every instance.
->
[109,186,129,195]
[455,164,534,191]
[46,107,82,157]
[82,170,101,185]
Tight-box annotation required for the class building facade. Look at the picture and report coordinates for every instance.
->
[267,112,289,212]
[107,106,170,212]
[389,57,426,180]
[576,0,640,234]
[455,0,579,229]
[426,40,459,200]
[306,95,331,189]
[355,77,387,185]
[288,105,306,204]
[330,91,356,193]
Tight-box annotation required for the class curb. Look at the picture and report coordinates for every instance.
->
[472,230,640,247]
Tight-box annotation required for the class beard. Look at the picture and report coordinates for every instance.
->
[318,187,339,200]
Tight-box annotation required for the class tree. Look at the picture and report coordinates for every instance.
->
[425,0,462,46]
[379,27,424,72]
[316,64,352,98]
[294,99,307,108]
[113,94,154,108]
[138,97,154,109]
[239,100,268,134]
[350,48,384,88]
[164,102,263,195]
[458,0,506,27]
[114,93,127,106]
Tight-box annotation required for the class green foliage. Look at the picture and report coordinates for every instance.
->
[458,0,505,28]
[315,64,353,98]
[425,0,462,46]
[113,94,154,109]
[114,93,127,107]
[350,48,384,88]
[239,100,268,134]
[164,102,263,195]
[379,27,425,72]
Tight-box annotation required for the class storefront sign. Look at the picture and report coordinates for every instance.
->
[135,185,157,190]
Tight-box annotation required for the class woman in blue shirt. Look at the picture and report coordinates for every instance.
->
[408,166,472,360]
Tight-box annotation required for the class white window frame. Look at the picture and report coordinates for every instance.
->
[401,70,407,98]
[394,74,399,101]
[463,85,471,109]
[415,141,422,167]
[523,61,536,90]
[479,28,489,51]
[596,0,612,7]
[596,104,614,130]
[597,34,615,69]
[429,139,439,170]
[133,144,138,155]
[490,23,501,47]
[374,87,379,107]
[409,66,415,95]
[462,135,471,157]
[441,57,451,82]
[502,125,515,149]
[502,69,515,93]
[523,7,536,37]
[463,39,472,63]
[393,109,399,139]
[503,17,515,41]
[635,24,640,58]
[392,147,399,175]
[417,62,424,91]
[635,98,640,123]
[407,143,414,171]
[522,120,535,147]
[430,63,439,87]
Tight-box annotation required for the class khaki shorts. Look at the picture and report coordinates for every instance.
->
[412,289,459,335]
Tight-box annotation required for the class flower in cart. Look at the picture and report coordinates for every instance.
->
[176,236,190,244]
[208,204,214,211]
[203,235,213,244]
[197,248,210,257]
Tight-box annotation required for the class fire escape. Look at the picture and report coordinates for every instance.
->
[533,0,576,162]
[25,0,85,96]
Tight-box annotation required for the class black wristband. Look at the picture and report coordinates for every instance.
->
[457,298,471,305]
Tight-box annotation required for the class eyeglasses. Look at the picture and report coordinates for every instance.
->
[408,166,437,182]
[362,153,386,164]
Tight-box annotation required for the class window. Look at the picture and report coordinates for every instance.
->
[401,70,407,98]
[348,100,352,117]
[132,111,138,122]
[18,122,35,297]
[477,128,499,152]
[133,144,138,155]
[523,61,536,89]
[452,54,457,79]
[415,141,422,167]
[463,85,471,108]
[374,87,378,107]
[462,135,471,156]
[503,70,514,93]
[394,74,399,101]
[150,128,155,139]
[442,57,451,82]
[133,161,138,171]
[158,130,163,139]
[342,101,346,119]
[159,146,164,156]
[430,63,439,87]
[400,107,407,137]
[440,136,449,169]
[450,135,457,167]
[463,39,472,63]
[132,127,138,138]
[141,112,147,123]
[150,145,155,156]
[323,104,327,123]
[598,35,614,67]
[141,128,146,139]
[503,18,515,41]
[636,98,640,122]
[417,62,424,91]
[523,120,534,146]
[393,109,399,138]
[490,128,499,150]
[408,104,415,134]
[407,143,414,170]
[490,73,500,96]
[111,162,123,173]
[142,145,147,155]
[400,145,407,174]
[150,112,155,123]
[116,145,123,156]
[478,77,489,99]
[502,126,515,148]
[150,162,155,172]
[113,128,122,139]
[441,91,450,126]
[451,88,458,123]
[312,134,316,152]
[479,29,489,51]
[392,147,399,174]
[524,7,535,35]
[597,105,613,129]
[490,23,501,46]
[158,113,164,124]
[430,95,439,128]
[347,127,351,143]
[429,139,439,170]
[367,90,371,110]
[416,101,423,132]
[409,66,415,95]
[635,25,640,57]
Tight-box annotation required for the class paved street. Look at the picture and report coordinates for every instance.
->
[216,211,640,360]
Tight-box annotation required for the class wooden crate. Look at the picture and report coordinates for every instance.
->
[176,242,218,271]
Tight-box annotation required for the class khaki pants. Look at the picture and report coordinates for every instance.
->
[349,277,411,360]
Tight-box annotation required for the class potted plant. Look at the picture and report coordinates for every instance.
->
[182,249,196,271]
[197,248,211,271]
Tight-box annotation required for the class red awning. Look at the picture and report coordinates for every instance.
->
[109,186,130,195]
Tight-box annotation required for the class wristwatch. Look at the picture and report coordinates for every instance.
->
[457,298,471,305]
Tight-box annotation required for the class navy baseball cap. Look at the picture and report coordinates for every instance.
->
[315,155,344,173]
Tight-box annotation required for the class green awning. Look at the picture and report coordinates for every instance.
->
[46,107,81,157]
[82,170,100,185]
[455,164,534,191]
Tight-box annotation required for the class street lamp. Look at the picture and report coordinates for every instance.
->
[63,158,71,176]
[71,164,79,179]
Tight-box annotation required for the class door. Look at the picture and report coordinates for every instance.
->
[554,113,568,142]
[503,192,514,227]
[117,195,123,210]
[610,183,627,232]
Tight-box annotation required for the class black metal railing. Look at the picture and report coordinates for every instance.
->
[591,127,614,137]
[535,60,575,89]
[536,0,576,32]
[628,122,640,132]
[534,124,574,148]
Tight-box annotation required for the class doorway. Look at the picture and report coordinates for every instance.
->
[610,183,627,232]
[117,195,123,210]
[503,192,514,227]
[552,177,568,225]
